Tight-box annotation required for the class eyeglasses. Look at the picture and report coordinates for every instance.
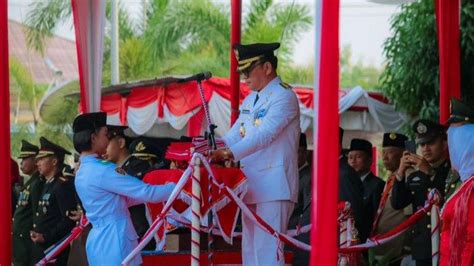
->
[239,61,263,78]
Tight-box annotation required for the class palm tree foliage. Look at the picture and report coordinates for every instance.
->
[25,0,312,83]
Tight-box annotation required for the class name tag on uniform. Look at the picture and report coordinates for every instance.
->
[241,109,250,114]
[254,108,267,119]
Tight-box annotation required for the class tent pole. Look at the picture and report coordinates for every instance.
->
[0,0,12,264]
[230,0,242,126]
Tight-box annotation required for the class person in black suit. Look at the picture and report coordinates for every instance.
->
[348,138,385,239]
[105,126,157,251]
[339,128,369,243]
[391,120,450,266]
[287,133,312,266]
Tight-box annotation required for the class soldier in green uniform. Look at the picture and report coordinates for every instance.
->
[30,137,77,265]
[12,140,42,266]
[444,169,461,200]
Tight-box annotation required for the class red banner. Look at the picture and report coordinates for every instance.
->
[0,0,11,264]
[312,0,340,265]
[435,0,461,123]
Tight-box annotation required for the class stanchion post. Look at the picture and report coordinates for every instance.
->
[431,205,440,266]
[191,157,201,266]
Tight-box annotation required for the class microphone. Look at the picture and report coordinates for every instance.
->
[177,72,212,83]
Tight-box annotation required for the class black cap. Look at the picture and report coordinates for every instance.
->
[73,112,107,133]
[129,138,162,160]
[447,98,474,125]
[412,119,446,145]
[299,133,307,149]
[61,164,75,177]
[18,140,39,159]
[233,42,280,72]
[349,139,373,155]
[107,125,129,139]
[382,132,408,148]
[36,137,71,159]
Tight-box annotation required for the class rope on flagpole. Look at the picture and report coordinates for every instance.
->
[191,157,201,266]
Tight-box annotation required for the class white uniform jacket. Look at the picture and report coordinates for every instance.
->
[75,155,174,266]
[223,77,300,204]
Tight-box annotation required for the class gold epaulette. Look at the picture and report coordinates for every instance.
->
[280,82,292,89]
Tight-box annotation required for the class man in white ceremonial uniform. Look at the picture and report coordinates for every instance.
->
[211,42,300,265]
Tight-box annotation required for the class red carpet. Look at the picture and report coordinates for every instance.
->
[142,251,293,265]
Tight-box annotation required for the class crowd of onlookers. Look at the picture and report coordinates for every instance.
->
[289,98,474,266]
[10,98,474,266]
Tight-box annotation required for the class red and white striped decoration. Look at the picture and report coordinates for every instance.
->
[431,205,440,265]
[191,157,201,266]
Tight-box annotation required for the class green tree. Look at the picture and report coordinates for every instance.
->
[380,0,474,121]
[9,58,47,125]
[143,0,312,78]
[340,45,382,90]
[26,0,312,82]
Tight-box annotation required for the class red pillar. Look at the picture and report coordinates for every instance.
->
[0,0,12,264]
[230,0,242,126]
[311,0,340,264]
[435,0,461,124]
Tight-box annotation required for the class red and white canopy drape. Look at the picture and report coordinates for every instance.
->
[71,0,106,113]
[100,77,406,137]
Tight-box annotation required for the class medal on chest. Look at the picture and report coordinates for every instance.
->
[253,108,267,127]
[239,122,246,137]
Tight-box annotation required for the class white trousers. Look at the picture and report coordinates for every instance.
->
[242,200,294,266]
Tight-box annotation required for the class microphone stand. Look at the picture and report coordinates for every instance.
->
[195,79,216,265]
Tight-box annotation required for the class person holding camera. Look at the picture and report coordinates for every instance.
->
[391,119,450,266]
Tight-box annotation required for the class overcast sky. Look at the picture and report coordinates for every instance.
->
[8,0,400,67]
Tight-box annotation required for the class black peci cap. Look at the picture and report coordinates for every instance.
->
[73,112,107,133]
[382,132,408,148]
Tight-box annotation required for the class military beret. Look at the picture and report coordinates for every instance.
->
[233,42,280,72]
[382,132,408,148]
[412,119,446,145]
[349,138,373,155]
[129,137,162,160]
[447,98,474,125]
[18,140,39,159]
[36,137,71,159]
[72,112,107,133]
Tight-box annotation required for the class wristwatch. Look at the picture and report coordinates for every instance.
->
[395,171,404,181]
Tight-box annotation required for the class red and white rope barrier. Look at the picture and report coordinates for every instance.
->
[431,204,440,265]
[37,153,444,266]
[191,157,201,266]
[35,216,89,266]
[122,161,194,265]
[339,190,441,253]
